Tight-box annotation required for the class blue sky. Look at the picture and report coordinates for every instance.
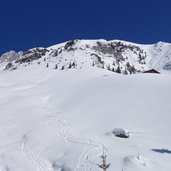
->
[0,0,171,55]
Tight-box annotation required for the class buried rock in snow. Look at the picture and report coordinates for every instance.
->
[112,128,130,138]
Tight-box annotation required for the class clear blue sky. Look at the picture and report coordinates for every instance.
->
[0,0,171,55]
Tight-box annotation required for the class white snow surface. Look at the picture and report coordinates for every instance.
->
[0,64,171,171]
[0,39,171,171]
[1,39,171,73]
[47,39,171,73]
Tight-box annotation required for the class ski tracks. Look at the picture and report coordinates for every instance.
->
[0,134,52,171]
[47,113,106,171]
[0,113,105,171]
[21,142,53,171]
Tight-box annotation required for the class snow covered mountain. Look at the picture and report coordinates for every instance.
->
[0,40,171,171]
[1,39,171,74]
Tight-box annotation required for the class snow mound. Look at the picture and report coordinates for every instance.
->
[112,128,130,138]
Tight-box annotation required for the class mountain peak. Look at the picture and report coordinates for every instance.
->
[1,39,171,74]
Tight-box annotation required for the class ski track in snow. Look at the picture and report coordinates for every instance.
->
[0,133,53,171]
[21,142,53,171]
[46,113,106,171]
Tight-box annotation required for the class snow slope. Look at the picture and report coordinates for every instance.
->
[0,63,171,171]
[1,39,171,74]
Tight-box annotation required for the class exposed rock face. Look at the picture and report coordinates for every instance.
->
[15,48,49,64]
[1,39,171,74]
[0,51,22,63]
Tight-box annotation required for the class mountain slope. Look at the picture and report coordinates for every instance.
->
[0,65,171,171]
[1,39,171,74]
[0,39,171,171]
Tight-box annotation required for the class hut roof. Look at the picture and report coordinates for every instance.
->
[143,69,160,74]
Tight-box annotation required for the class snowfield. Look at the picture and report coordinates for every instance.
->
[0,64,171,171]
[1,39,171,74]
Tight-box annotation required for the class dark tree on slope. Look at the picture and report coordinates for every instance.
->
[126,62,136,74]
[68,62,72,69]
[111,67,115,72]
[61,65,64,70]
[130,65,136,74]
[101,62,104,69]
[107,64,110,70]
[72,62,76,68]
[126,62,131,68]
[54,64,58,69]
[123,69,128,75]
[46,63,49,68]
[126,62,131,74]
[92,61,95,66]
[116,66,121,74]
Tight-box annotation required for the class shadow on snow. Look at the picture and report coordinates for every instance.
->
[151,149,171,154]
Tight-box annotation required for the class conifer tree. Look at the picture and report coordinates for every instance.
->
[116,66,121,74]
[107,64,110,70]
[55,64,58,69]
[123,69,128,75]
[130,65,136,74]
[61,65,64,70]
[101,62,104,69]
[68,62,72,69]
[111,67,115,72]
[72,62,75,67]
